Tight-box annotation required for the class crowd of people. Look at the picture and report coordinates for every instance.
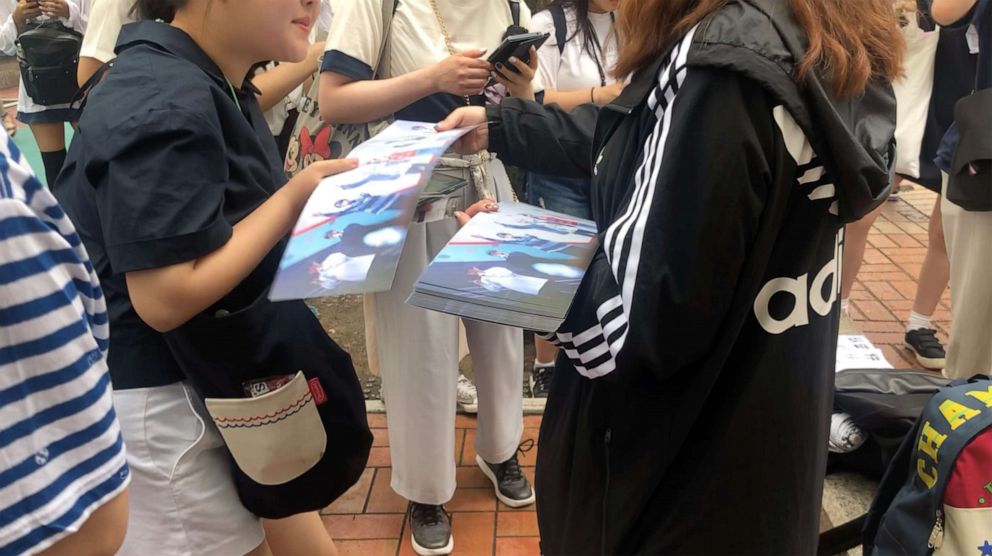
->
[0,0,987,555]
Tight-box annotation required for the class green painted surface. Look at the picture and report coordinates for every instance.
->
[10,124,74,187]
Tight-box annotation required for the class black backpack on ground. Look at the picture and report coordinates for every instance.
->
[818,368,948,555]
[829,368,948,478]
[15,20,83,106]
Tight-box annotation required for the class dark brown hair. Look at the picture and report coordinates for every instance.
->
[131,0,190,22]
[613,0,904,98]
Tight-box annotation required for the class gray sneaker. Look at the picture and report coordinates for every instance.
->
[476,441,536,508]
[456,374,478,413]
[408,502,453,556]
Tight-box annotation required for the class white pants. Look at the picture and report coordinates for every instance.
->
[113,383,265,556]
[370,197,524,505]
[941,175,992,377]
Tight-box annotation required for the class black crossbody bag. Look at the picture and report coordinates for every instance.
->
[163,278,373,519]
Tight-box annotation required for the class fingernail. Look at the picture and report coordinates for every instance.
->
[495,63,503,70]
[509,57,518,63]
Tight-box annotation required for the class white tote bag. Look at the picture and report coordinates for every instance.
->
[893,20,940,178]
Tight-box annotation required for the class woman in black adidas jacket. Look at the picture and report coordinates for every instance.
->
[439,0,903,552]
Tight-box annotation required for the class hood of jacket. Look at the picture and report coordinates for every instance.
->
[686,0,897,222]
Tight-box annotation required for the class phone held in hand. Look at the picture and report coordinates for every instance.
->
[487,32,551,75]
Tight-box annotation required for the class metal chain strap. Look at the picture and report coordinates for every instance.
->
[428,0,457,56]
[427,0,518,202]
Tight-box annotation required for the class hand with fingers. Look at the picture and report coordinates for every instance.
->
[436,107,489,154]
[454,199,499,227]
[431,49,493,97]
[13,0,42,29]
[287,158,360,206]
[38,0,69,19]
[491,46,539,100]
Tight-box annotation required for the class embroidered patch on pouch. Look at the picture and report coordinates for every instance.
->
[309,378,328,406]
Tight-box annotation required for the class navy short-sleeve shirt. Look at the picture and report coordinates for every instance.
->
[934,0,990,171]
[55,22,289,389]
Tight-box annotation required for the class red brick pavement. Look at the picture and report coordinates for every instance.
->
[323,415,545,556]
[849,186,951,369]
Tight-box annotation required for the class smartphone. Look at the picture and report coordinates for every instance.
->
[487,31,550,79]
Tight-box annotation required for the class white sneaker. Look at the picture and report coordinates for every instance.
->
[456,374,478,414]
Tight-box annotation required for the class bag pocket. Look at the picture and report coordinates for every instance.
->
[205,371,327,486]
[23,64,79,106]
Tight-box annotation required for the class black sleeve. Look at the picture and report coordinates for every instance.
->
[486,98,600,179]
[556,67,781,382]
[98,109,233,274]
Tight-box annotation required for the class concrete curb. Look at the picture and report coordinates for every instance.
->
[365,397,547,415]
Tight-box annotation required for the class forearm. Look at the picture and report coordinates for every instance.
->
[541,88,597,112]
[930,0,978,24]
[77,57,104,87]
[486,98,599,178]
[0,16,16,55]
[254,60,318,113]
[319,68,437,124]
[127,185,307,332]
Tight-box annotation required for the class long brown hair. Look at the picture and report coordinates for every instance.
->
[613,0,904,98]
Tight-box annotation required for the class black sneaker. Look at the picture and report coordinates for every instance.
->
[530,363,553,398]
[905,328,946,370]
[477,441,536,508]
[407,502,453,556]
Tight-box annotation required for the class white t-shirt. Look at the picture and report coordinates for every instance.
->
[529,7,619,91]
[324,0,541,121]
[79,0,132,63]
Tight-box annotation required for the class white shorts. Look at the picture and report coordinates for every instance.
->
[113,382,265,556]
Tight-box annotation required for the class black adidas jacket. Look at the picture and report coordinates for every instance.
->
[485,0,896,552]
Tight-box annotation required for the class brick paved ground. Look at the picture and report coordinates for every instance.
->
[847,185,950,369]
[322,414,543,556]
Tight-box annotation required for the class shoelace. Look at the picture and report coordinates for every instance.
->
[412,504,446,527]
[457,375,477,398]
[533,366,553,391]
[499,439,536,483]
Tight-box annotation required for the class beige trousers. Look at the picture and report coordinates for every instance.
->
[940,174,992,377]
[369,161,524,505]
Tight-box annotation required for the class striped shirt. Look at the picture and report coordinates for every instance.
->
[0,135,129,555]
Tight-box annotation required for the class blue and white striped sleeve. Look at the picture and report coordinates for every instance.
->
[0,136,128,556]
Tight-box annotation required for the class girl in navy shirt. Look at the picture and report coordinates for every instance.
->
[56,1,359,554]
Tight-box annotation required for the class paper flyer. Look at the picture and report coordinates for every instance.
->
[269,121,472,301]
[407,202,599,331]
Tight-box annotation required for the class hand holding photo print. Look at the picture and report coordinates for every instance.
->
[269,121,474,300]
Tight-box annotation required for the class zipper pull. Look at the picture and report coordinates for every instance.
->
[927,508,944,549]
